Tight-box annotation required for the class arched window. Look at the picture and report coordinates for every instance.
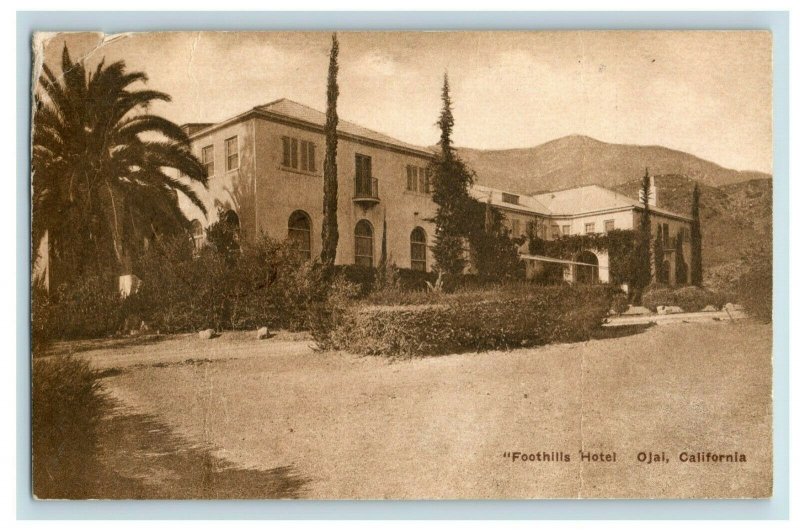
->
[190,219,205,251]
[410,227,427,272]
[354,220,374,267]
[288,210,312,261]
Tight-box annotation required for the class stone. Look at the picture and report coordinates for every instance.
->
[622,306,652,316]
[724,302,745,312]
[198,328,215,339]
[701,305,719,312]
[657,305,683,315]
[256,327,269,340]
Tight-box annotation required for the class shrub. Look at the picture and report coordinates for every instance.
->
[328,285,612,357]
[32,274,125,341]
[132,235,328,332]
[733,247,772,322]
[642,285,726,313]
[32,356,108,499]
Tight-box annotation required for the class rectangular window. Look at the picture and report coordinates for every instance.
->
[225,136,239,171]
[585,222,595,234]
[424,168,431,193]
[201,145,214,176]
[562,225,570,236]
[307,142,316,172]
[551,225,560,237]
[406,165,418,191]
[501,192,520,205]
[281,137,291,167]
[406,165,430,193]
[682,227,690,241]
[604,219,615,232]
[511,219,520,238]
[281,136,316,172]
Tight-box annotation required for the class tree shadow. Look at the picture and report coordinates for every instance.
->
[590,322,655,341]
[36,400,310,500]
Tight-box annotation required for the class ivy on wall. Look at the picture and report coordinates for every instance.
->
[528,229,640,285]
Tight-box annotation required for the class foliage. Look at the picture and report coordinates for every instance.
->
[32,274,126,341]
[653,224,666,283]
[642,285,726,313]
[731,231,772,322]
[429,73,474,279]
[534,230,639,286]
[32,44,207,286]
[691,183,704,286]
[633,168,653,296]
[131,235,326,332]
[328,285,612,357]
[205,207,241,262]
[464,200,524,280]
[32,356,108,499]
[321,33,340,271]
[675,231,688,284]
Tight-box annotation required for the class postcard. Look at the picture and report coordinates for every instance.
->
[30,30,773,499]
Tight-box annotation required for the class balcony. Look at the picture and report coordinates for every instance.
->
[353,176,380,207]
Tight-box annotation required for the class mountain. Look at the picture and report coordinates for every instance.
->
[457,135,771,195]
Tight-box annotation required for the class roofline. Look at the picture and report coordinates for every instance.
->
[185,107,435,160]
[485,200,691,222]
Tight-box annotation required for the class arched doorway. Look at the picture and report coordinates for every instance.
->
[575,251,599,284]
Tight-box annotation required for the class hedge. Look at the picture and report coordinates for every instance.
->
[642,285,726,313]
[329,285,612,357]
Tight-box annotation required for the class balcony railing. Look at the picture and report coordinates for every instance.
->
[353,176,380,206]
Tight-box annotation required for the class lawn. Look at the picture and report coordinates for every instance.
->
[66,319,771,499]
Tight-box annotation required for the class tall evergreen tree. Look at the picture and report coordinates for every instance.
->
[320,33,340,272]
[653,223,666,284]
[632,168,653,297]
[675,231,688,284]
[690,183,703,286]
[429,73,473,277]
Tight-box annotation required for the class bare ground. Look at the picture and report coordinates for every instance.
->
[70,320,771,499]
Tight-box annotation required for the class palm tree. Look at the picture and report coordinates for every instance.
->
[32,45,208,287]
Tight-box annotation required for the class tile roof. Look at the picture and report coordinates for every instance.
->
[256,98,434,156]
[533,185,691,220]
[470,184,552,215]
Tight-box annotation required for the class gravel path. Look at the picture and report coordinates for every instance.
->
[79,321,772,499]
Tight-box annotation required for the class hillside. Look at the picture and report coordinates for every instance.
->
[613,175,772,290]
[457,135,770,194]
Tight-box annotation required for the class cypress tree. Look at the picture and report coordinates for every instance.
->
[321,33,339,272]
[653,223,665,284]
[429,73,473,278]
[690,183,703,286]
[675,231,688,284]
[633,168,652,299]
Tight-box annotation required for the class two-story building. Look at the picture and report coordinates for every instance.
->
[177,98,694,286]
[177,98,437,272]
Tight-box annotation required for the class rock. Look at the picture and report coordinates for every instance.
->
[657,305,683,315]
[256,326,269,340]
[198,328,215,339]
[623,306,652,316]
[701,305,719,312]
[724,303,745,312]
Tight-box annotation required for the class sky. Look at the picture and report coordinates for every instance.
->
[36,31,772,173]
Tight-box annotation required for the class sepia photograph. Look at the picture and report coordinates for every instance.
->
[29,29,773,500]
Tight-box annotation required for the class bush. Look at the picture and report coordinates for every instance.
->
[328,285,612,357]
[32,356,108,499]
[32,274,126,342]
[642,285,726,313]
[131,235,329,332]
[733,250,772,322]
